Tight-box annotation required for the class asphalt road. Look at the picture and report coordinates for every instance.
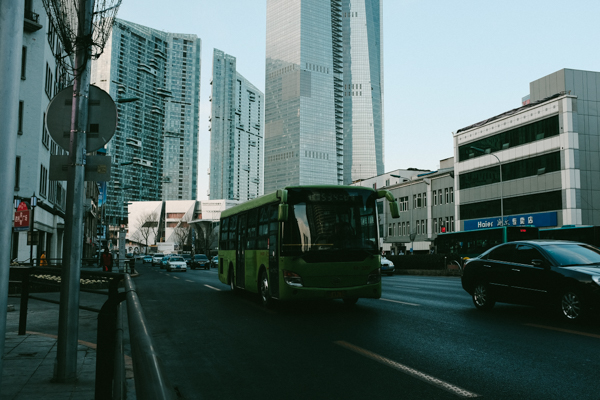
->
[133,261,600,400]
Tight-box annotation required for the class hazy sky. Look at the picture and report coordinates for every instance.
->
[115,0,600,200]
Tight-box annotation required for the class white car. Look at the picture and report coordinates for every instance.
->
[167,256,187,272]
[152,254,164,266]
[381,257,395,276]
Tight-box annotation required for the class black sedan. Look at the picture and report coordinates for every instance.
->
[461,240,600,322]
[191,254,210,270]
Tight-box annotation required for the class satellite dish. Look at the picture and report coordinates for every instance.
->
[45,85,118,152]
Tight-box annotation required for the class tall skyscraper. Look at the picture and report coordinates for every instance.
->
[264,0,383,192]
[264,0,344,193]
[343,0,384,184]
[92,19,201,223]
[209,49,264,201]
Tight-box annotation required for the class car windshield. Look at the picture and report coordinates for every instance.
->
[543,243,600,266]
[195,255,208,260]
[171,257,184,262]
[282,187,379,255]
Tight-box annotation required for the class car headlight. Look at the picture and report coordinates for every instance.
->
[592,275,600,286]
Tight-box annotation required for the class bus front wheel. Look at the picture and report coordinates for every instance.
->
[259,269,272,307]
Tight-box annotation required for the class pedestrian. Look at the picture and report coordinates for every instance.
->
[101,247,113,272]
[39,251,47,266]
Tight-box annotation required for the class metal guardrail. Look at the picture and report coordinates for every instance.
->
[10,265,176,400]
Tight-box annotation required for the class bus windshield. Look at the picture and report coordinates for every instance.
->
[282,187,378,255]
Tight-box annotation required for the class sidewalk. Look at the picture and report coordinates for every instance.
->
[2,267,136,399]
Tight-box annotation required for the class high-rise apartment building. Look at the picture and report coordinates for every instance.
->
[91,19,201,223]
[209,49,264,201]
[264,0,383,193]
[342,0,384,184]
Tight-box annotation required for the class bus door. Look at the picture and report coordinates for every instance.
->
[236,214,247,289]
[268,204,279,298]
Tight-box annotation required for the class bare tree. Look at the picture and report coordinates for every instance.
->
[172,216,192,253]
[130,211,159,253]
[195,222,218,256]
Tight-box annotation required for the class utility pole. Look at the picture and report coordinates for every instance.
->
[0,0,25,386]
[54,0,94,383]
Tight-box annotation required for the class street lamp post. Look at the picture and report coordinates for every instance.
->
[471,146,503,226]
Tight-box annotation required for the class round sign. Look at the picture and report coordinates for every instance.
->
[45,85,118,152]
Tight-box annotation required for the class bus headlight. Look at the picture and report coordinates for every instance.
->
[367,268,381,285]
[283,270,303,287]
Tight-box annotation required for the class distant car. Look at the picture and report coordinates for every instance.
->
[211,255,219,268]
[160,255,172,269]
[181,254,192,266]
[152,254,164,266]
[461,239,600,322]
[167,256,187,272]
[143,255,153,264]
[381,257,395,276]
[191,254,210,270]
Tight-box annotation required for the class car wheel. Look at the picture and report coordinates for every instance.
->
[559,288,586,322]
[259,269,272,307]
[472,281,495,311]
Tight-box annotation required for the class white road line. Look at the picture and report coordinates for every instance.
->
[204,285,221,291]
[185,280,194,283]
[335,341,480,398]
[172,277,180,280]
[394,285,421,289]
[380,298,420,306]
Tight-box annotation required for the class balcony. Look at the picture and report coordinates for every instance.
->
[24,8,42,32]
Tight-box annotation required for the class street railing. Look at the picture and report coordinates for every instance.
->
[9,265,177,400]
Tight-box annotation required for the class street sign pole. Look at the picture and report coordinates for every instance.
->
[54,0,93,383]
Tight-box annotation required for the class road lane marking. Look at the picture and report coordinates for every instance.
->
[525,323,600,339]
[172,276,180,280]
[205,285,221,291]
[380,298,420,306]
[395,285,421,289]
[185,280,194,283]
[335,341,479,398]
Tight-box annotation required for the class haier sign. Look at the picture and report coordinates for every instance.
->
[464,211,557,231]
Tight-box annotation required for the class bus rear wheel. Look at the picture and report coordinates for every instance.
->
[259,270,272,308]
[229,267,236,292]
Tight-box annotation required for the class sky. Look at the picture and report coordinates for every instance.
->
[115,0,600,200]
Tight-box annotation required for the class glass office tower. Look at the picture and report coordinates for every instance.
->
[265,0,344,193]
[209,49,264,201]
[265,0,383,192]
[343,0,384,184]
[91,19,201,223]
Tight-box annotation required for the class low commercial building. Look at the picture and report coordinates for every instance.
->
[454,68,600,231]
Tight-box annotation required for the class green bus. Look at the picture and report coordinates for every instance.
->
[539,225,600,247]
[217,185,400,306]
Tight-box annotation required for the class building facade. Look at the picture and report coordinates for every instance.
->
[209,49,264,201]
[91,19,201,225]
[12,1,70,264]
[342,0,384,184]
[454,69,600,231]
[358,160,455,255]
[264,0,344,192]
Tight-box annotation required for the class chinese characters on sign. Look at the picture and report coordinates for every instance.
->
[465,212,557,231]
[14,202,30,232]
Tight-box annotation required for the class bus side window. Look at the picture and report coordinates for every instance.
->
[228,215,238,250]
[247,209,258,250]
[258,205,269,249]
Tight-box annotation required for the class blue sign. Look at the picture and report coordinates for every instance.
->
[464,211,557,231]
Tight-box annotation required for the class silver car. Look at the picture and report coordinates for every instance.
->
[167,256,187,272]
